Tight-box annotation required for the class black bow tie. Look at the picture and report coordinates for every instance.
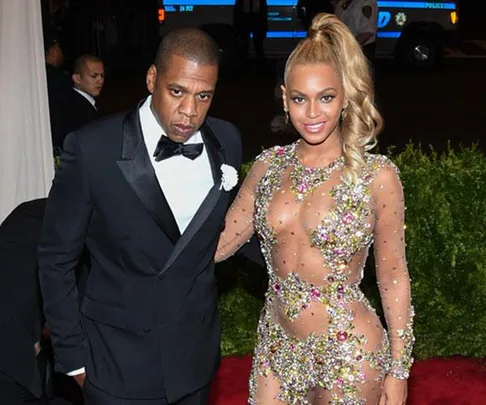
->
[153,136,204,162]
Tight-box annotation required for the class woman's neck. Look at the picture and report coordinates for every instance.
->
[296,135,343,168]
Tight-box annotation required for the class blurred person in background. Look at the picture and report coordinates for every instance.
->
[0,199,48,404]
[298,0,334,31]
[70,54,105,131]
[234,0,269,67]
[44,31,73,153]
[334,0,378,63]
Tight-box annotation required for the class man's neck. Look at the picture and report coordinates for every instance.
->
[73,88,96,108]
[46,61,60,68]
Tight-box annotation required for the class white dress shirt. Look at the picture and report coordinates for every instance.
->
[67,96,214,377]
[73,87,97,110]
[140,96,214,233]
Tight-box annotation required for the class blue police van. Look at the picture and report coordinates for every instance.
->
[158,0,459,68]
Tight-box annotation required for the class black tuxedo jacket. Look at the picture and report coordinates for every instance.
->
[38,106,242,402]
[0,199,46,398]
[65,90,99,146]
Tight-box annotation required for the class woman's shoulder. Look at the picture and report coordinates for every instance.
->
[363,153,401,187]
[364,153,400,174]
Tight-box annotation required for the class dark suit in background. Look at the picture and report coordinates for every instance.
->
[0,199,47,404]
[46,71,100,153]
[69,90,99,133]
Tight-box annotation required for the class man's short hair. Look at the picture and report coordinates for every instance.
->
[154,28,220,72]
[43,31,59,55]
[73,54,104,75]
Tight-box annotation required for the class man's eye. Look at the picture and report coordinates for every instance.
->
[198,94,211,101]
[171,89,182,96]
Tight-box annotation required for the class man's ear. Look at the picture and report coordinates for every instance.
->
[280,84,288,111]
[146,65,157,94]
[72,73,81,87]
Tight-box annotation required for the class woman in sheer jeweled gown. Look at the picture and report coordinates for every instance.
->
[215,13,414,405]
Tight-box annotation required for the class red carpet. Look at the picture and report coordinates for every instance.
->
[209,355,486,404]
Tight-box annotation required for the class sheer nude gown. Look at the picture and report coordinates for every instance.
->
[216,142,414,405]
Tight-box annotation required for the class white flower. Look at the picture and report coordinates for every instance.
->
[220,164,238,191]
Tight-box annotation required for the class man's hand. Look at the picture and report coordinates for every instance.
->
[73,372,86,388]
[41,324,50,340]
[378,376,408,405]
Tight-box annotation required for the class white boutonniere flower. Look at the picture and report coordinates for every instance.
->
[220,164,238,191]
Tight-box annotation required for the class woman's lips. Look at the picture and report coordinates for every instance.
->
[303,122,325,133]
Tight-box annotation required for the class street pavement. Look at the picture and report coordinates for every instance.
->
[446,39,486,58]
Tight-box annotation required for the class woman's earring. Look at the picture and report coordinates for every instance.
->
[284,110,289,124]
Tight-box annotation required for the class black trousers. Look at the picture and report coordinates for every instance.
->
[0,372,42,405]
[236,14,267,62]
[83,379,211,405]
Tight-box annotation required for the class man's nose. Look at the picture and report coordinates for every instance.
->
[179,97,197,117]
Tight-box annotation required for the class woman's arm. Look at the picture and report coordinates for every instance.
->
[372,164,415,380]
[215,159,269,262]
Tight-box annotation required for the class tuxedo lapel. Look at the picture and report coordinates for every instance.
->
[116,107,180,244]
[160,121,225,274]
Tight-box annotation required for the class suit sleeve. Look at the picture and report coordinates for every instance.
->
[38,133,93,374]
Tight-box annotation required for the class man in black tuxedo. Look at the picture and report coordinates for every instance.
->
[70,54,105,131]
[38,28,243,405]
[0,199,46,403]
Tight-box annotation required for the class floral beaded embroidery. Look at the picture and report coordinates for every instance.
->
[309,177,374,278]
[289,154,345,201]
[248,143,415,404]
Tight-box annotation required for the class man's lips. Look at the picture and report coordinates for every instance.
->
[173,124,196,135]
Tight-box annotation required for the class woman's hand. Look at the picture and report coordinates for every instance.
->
[378,376,408,405]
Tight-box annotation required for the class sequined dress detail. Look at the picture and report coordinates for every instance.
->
[217,142,414,404]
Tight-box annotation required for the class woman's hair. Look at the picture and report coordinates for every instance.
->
[284,13,383,182]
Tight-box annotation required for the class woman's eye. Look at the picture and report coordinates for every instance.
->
[292,96,304,104]
[322,95,335,103]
